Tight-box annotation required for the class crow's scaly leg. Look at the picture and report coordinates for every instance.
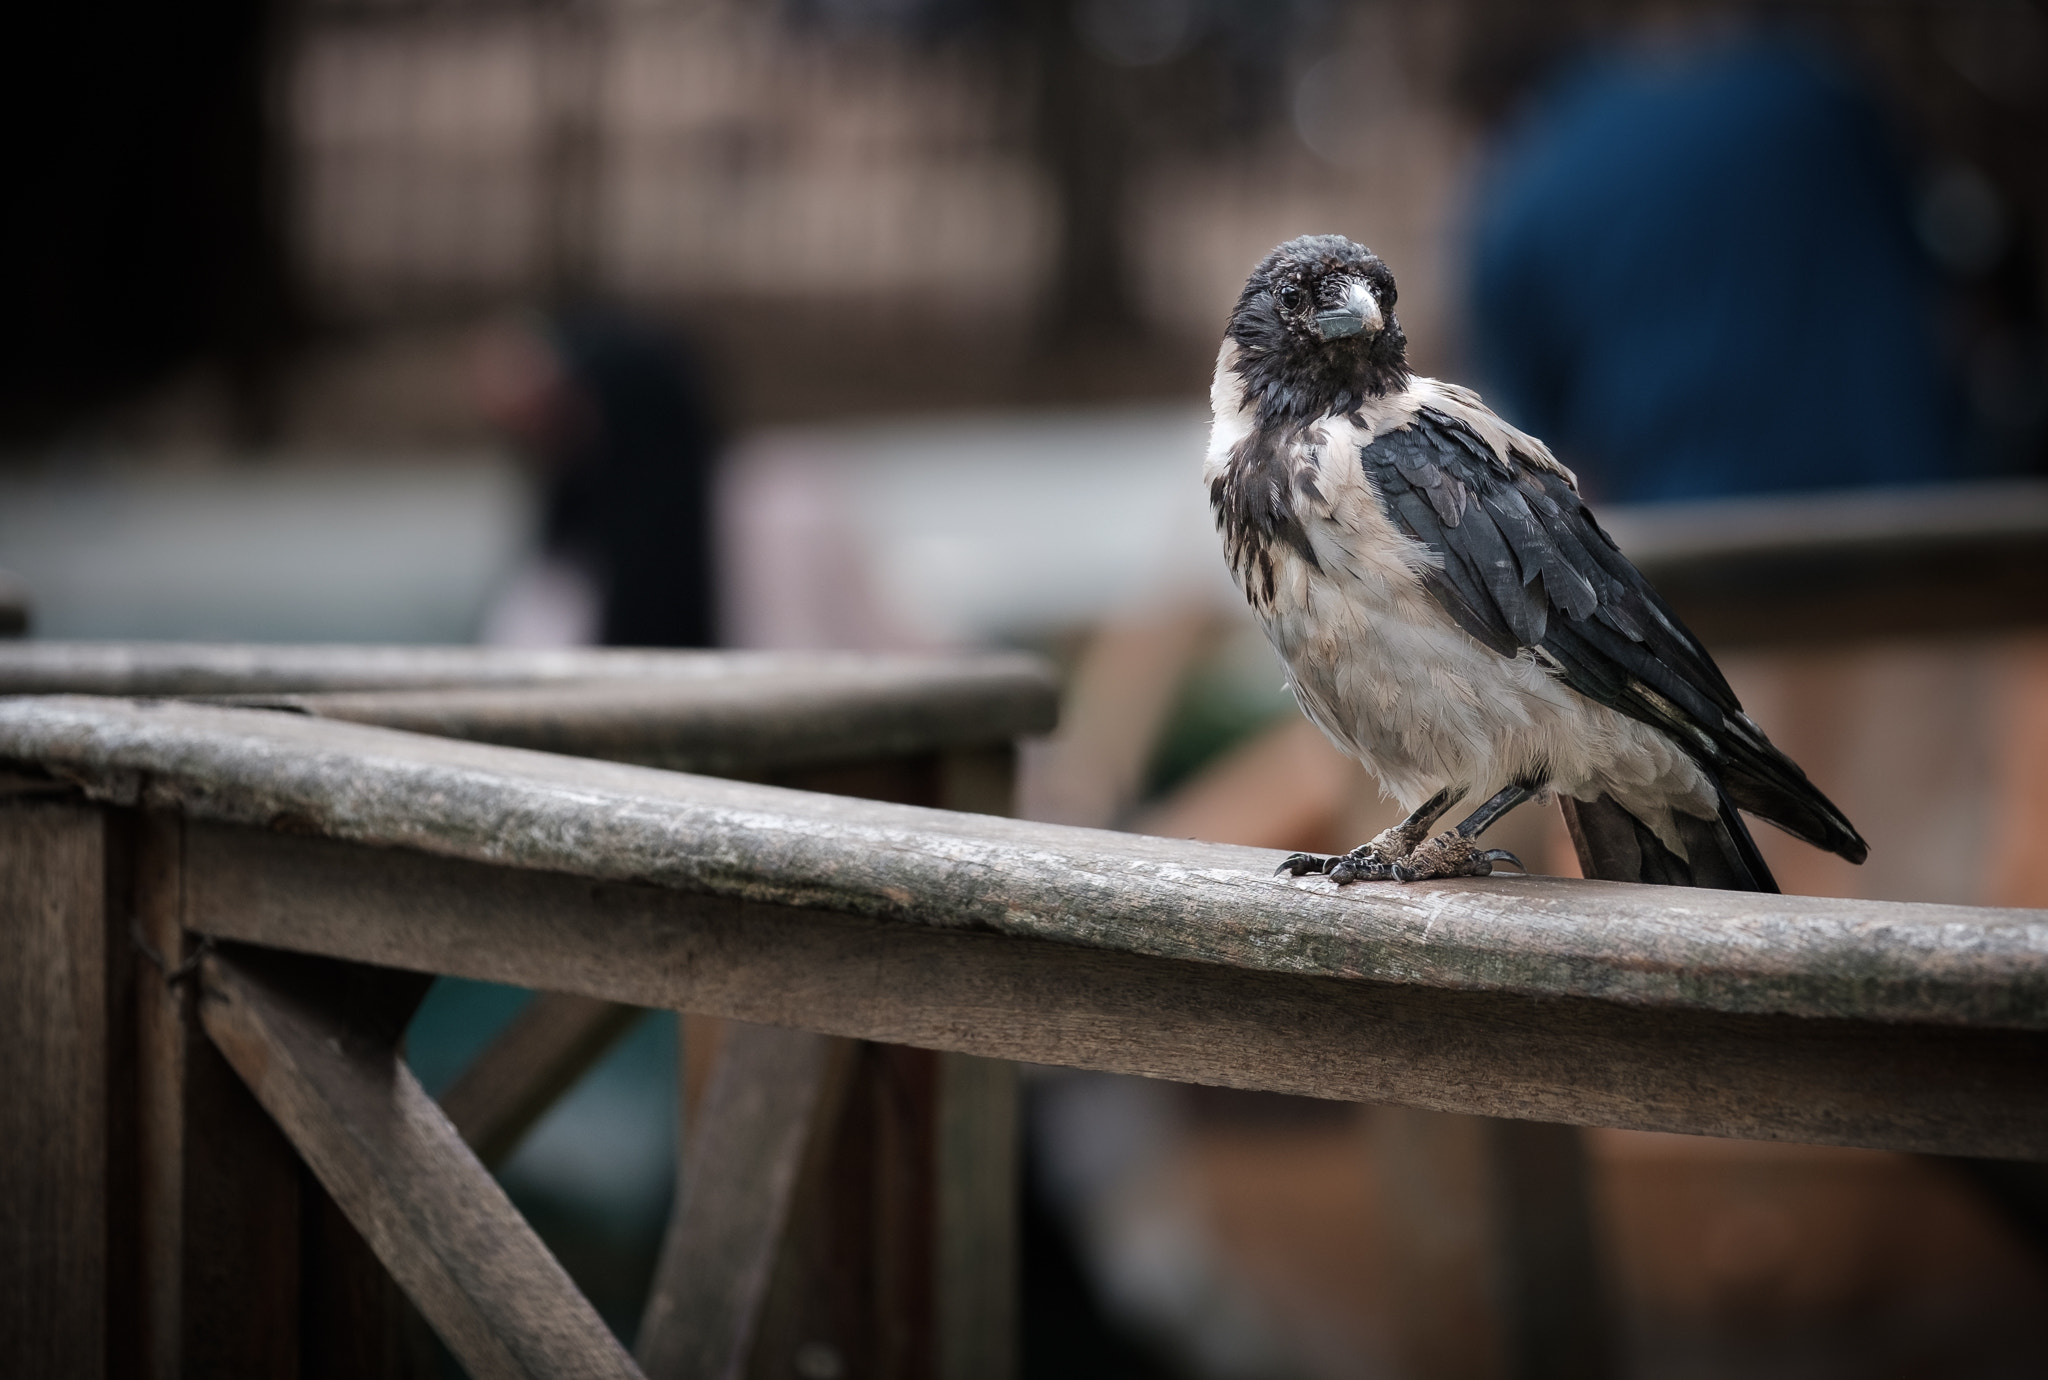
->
[1275,785,1464,882]
[1391,783,1534,882]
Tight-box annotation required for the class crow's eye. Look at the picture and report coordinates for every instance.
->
[1277,284,1303,310]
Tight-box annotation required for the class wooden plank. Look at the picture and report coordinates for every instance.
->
[132,808,308,1380]
[439,993,643,1168]
[637,1024,854,1380]
[733,1043,940,1380]
[1374,1107,1505,1380]
[932,747,1017,1380]
[0,799,108,1380]
[256,677,1054,777]
[180,825,2048,1158]
[935,1053,1018,1380]
[196,946,641,1380]
[0,644,1055,734]
[134,808,185,1380]
[866,1044,940,1380]
[1486,1118,1612,1380]
[9,697,2048,1033]
[137,805,425,1380]
[299,1175,440,1380]
[1606,482,2048,649]
[102,807,142,1380]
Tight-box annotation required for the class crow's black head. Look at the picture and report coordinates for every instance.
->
[1225,235,1409,427]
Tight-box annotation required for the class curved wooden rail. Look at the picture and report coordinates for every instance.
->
[0,653,1052,1380]
[3,630,2044,1380]
[4,693,2045,1156]
[4,695,2042,1037]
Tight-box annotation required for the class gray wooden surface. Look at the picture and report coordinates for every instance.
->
[636,1025,853,1380]
[2,695,2043,1031]
[177,821,2048,1157]
[199,947,642,1380]
[131,808,310,1379]
[0,641,1052,697]
[0,655,1047,1378]
[0,644,1057,774]
[935,1052,1018,1380]
[1604,480,2048,648]
[0,798,109,1380]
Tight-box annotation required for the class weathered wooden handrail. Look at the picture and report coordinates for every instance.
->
[1603,479,2048,647]
[0,652,1053,1380]
[4,694,2040,1031]
[4,693,2045,1158]
[0,642,1046,695]
[0,644,1057,773]
[4,622,2043,1378]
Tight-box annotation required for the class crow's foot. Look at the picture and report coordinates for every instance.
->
[1275,842,1401,883]
[1390,832,1526,882]
[1276,852,1333,877]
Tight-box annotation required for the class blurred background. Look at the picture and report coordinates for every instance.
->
[6,0,2048,1374]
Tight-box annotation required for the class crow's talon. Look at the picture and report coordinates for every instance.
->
[1275,852,1327,877]
[1277,844,1403,883]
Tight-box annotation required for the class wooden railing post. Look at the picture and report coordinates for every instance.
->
[643,745,1023,1380]
[132,806,309,1380]
[1,791,113,1380]
[1375,1104,1613,1380]
[934,1051,1018,1380]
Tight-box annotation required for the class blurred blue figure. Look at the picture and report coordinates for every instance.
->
[1468,33,1963,502]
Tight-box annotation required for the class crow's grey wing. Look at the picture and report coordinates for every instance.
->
[1362,407,1865,864]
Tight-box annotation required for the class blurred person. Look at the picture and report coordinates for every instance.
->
[473,308,722,647]
[1466,30,1968,502]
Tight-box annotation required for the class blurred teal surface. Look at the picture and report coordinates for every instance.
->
[407,979,677,1343]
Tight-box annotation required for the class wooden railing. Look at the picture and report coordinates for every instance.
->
[3,665,2046,1377]
[6,472,2048,1380]
[0,648,1056,1380]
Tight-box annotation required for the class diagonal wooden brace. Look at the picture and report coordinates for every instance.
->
[636,1022,856,1380]
[197,944,643,1380]
[439,991,644,1169]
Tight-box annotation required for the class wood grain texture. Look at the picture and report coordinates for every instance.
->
[0,799,108,1380]
[5,697,2046,1032]
[247,678,1054,776]
[935,1053,1017,1380]
[439,993,642,1168]
[196,946,641,1380]
[637,1024,854,1380]
[738,1043,941,1380]
[132,808,309,1380]
[179,825,2048,1157]
[1487,1118,1613,1380]
[1375,1108,1505,1380]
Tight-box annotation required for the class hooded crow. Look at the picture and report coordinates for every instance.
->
[1207,234,1867,888]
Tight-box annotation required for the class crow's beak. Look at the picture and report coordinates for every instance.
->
[1314,281,1382,341]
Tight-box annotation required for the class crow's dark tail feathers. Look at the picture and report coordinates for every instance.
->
[1560,788,1780,893]
[1716,721,1868,866]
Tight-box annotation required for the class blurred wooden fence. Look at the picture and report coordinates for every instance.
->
[6,479,2048,1379]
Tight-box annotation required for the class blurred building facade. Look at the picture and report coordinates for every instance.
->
[5,0,2043,456]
